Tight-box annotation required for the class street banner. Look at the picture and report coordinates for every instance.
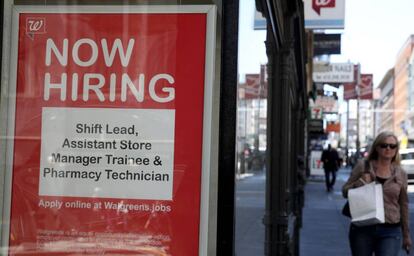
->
[304,0,345,29]
[359,74,373,100]
[243,74,267,99]
[343,64,359,100]
[313,62,354,83]
[343,83,357,100]
[244,74,260,99]
[2,5,217,255]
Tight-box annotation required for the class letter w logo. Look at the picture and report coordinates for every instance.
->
[312,0,336,15]
[26,17,46,39]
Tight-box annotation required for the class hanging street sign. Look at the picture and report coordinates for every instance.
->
[312,62,354,83]
[359,74,374,100]
[313,33,341,56]
[304,0,346,29]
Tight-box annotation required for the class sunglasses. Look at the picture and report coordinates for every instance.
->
[379,143,398,149]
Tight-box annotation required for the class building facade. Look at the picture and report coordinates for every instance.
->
[375,68,394,135]
[394,35,414,138]
[406,47,414,142]
[256,0,308,255]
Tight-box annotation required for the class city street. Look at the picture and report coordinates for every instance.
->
[235,168,414,255]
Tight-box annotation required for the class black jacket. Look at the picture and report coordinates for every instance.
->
[321,149,340,171]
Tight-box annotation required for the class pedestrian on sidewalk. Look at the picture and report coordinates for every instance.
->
[321,144,341,192]
[342,131,411,256]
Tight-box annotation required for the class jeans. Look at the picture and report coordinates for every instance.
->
[324,169,336,191]
[349,223,402,256]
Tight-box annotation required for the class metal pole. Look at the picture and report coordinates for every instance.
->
[216,0,239,254]
[356,64,361,156]
[256,89,261,151]
[356,97,360,155]
[346,100,349,164]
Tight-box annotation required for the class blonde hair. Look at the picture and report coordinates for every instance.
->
[367,131,400,164]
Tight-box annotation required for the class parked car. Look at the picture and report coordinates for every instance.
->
[399,148,414,183]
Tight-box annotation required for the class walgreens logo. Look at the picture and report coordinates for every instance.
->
[26,17,46,34]
[312,0,336,15]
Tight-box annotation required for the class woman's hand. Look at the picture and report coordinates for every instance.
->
[403,237,412,254]
[361,173,372,183]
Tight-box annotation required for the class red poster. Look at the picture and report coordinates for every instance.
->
[4,6,216,255]
[342,64,359,100]
[359,74,373,100]
[343,83,357,100]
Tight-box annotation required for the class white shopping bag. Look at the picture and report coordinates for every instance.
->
[348,182,385,226]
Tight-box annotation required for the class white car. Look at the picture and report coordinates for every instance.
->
[399,148,414,183]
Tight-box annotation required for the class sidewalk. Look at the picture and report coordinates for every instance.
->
[235,171,265,256]
[300,167,352,256]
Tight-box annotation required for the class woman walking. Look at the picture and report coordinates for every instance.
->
[342,131,411,255]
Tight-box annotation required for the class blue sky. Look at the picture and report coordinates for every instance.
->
[238,0,414,87]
